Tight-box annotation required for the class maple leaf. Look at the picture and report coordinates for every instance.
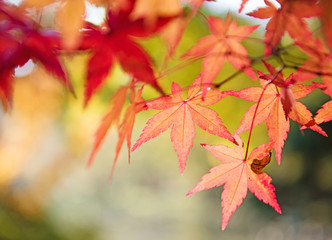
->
[294,37,332,98]
[0,3,72,110]
[87,86,128,168]
[239,0,249,13]
[225,61,326,163]
[23,0,85,50]
[160,15,188,57]
[247,0,322,56]
[111,85,147,178]
[182,14,257,96]
[314,100,332,125]
[320,0,332,52]
[187,135,281,230]
[160,0,209,56]
[130,0,182,28]
[88,84,147,179]
[81,7,169,105]
[132,75,236,174]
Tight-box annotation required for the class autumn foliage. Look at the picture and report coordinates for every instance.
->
[1,0,332,230]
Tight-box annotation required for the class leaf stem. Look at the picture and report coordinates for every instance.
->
[243,82,270,160]
[244,67,283,160]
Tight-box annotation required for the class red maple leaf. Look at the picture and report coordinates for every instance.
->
[0,3,72,110]
[247,0,322,56]
[294,37,332,98]
[87,83,147,179]
[187,135,281,230]
[81,5,170,105]
[132,75,236,174]
[226,61,326,163]
[182,14,257,96]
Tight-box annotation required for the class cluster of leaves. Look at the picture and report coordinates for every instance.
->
[1,0,332,230]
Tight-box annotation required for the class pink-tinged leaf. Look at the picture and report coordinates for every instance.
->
[188,103,234,143]
[208,14,231,36]
[171,81,184,100]
[235,98,275,134]
[187,136,280,230]
[231,63,320,163]
[194,89,224,106]
[187,74,202,99]
[221,165,247,230]
[181,35,217,58]
[183,16,258,92]
[228,23,259,42]
[201,44,226,95]
[186,158,237,195]
[246,171,281,213]
[132,76,234,173]
[203,144,244,163]
[161,16,188,56]
[224,87,264,102]
[248,141,273,160]
[131,104,179,151]
[266,99,290,164]
[171,104,195,174]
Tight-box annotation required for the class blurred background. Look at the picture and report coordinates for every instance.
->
[1,0,332,239]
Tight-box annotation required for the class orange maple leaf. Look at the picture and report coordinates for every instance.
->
[87,84,147,179]
[314,100,332,125]
[187,135,281,230]
[247,0,322,56]
[160,0,209,56]
[239,0,249,13]
[226,61,326,163]
[112,86,147,177]
[130,0,182,28]
[182,14,258,96]
[132,75,236,174]
[87,86,129,168]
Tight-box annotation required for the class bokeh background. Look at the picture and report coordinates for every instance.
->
[0,0,332,239]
